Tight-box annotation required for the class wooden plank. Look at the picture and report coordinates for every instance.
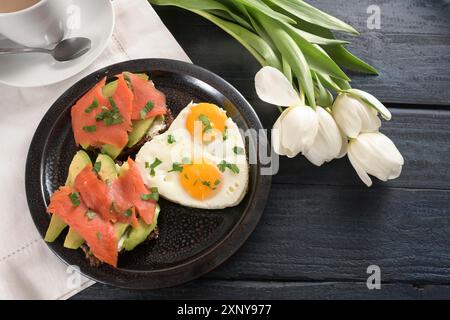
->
[204,184,450,284]
[72,184,450,290]
[73,280,450,300]
[154,2,450,105]
[272,108,450,190]
[309,0,450,35]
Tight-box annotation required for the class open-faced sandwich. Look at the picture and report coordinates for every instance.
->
[71,72,172,160]
[45,72,249,268]
[45,151,160,267]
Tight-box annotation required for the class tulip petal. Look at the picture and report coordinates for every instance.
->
[346,89,392,120]
[348,132,404,186]
[304,107,342,166]
[332,94,381,138]
[281,106,319,157]
[336,132,348,159]
[362,132,404,181]
[348,146,373,187]
[271,109,291,156]
[255,66,303,107]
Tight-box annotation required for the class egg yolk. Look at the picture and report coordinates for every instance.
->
[180,161,222,200]
[186,103,227,142]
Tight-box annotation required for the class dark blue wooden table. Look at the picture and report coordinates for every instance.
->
[73,0,450,299]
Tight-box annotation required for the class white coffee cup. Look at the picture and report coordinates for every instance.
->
[0,0,66,48]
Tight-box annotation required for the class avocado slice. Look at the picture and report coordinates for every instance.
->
[122,205,160,252]
[101,144,123,160]
[115,223,129,239]
[45,151,92,243]
[44,215,68,243]
[65,150,92,187]
[95,154,118,183]
[63,154,119,249]
[127,117,156,147]
[63,228,85,249]
[118,160,130,176]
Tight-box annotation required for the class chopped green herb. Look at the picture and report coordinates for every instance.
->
[68,192,80,207]
[82,125,96,133]
[95,99,123,126]
[93,161,102,174]
[108,96,118,110]
[223,126,228,141]
[168,134,176,144]
[84,97,98,113]
[233,146,245,155]
[141,187,159,201]
[184,174,189,180]
[85,210,96,220]
[148,158,162,176]
[95,106,108,121]
[217,160,240,174]
[202,180,220,191]
[96,232,102,240]
[168,162,183,173]
[124,208,132,217]
[198,114,212,132]
[202,181,211,188]
[140,101,154,120]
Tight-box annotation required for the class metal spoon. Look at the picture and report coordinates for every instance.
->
[0,37,92,62]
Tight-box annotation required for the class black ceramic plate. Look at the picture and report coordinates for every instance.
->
[26,59,271,289]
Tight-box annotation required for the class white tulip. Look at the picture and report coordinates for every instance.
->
[332,93,381,138]
[272,105,319,158]
[255,66,319,158]
[348,132,404,187]
[304,107,342,166]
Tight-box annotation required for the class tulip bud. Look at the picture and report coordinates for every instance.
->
[332,93,381,138]
[348,132,404,187]
[272,105,319,158]
[304,107,342,166]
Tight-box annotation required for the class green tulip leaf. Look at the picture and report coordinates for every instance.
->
[267,0,359,34]
[255,12,315,108]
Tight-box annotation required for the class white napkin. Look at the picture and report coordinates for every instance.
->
[0,0,190,300]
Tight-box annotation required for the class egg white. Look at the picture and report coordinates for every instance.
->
[135,103,249,209]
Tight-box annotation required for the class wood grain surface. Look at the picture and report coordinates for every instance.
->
[73,0,450,299]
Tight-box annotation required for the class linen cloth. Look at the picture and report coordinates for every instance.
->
[0,0,190,299]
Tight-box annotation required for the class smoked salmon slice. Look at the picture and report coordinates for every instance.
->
[127,73,167,120]
[74,165,139,227]
[110,159,157,225]
[47,186,119,267]
[71,74,133,149]
[74,165,112,221]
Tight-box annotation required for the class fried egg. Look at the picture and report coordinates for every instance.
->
[135,102,249,209]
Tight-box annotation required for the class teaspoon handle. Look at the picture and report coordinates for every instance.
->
[0,47,51,55]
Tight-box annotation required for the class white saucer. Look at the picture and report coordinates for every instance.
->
[0,0,114,88]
